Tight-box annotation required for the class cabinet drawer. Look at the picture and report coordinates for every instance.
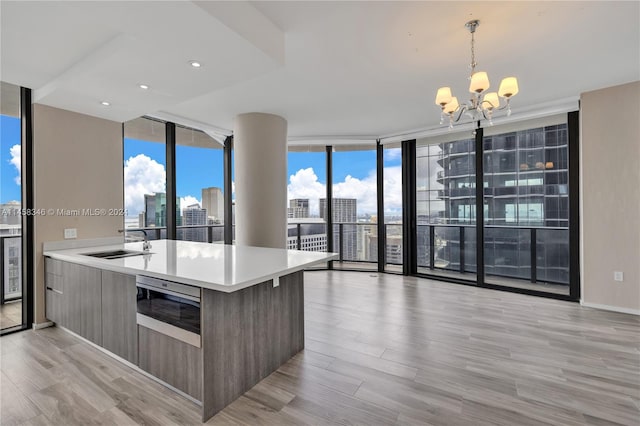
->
[46,289,63,324]
[45,257,63,276]
[138,325,202,400]
[45,272,63,292]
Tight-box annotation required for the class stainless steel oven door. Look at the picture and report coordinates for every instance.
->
[136,276,201,347]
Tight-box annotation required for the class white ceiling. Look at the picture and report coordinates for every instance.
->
[1,1,639,139]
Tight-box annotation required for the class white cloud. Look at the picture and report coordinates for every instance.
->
[381,166,403,214]
[333,171,377,214]
[180,196,200,212]
[287,166,403,216]
[9,144,20,185]
[287,168,326,216]
[384,147,401,161]
[124,154,165,215]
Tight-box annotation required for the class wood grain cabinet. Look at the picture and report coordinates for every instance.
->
[63,262,102,345]
[45,258,65,325]
[138,326,202,400]
[45,258,139,363]
[101,270,138,364]
[45,258,102,345]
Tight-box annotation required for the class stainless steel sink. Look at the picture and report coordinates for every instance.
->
[81,249,149,260]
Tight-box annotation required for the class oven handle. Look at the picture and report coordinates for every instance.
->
[136,283,201,303]
[137,313,201,348]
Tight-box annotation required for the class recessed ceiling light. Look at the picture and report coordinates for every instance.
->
[189,60,202,68]
[139,84,149,90]
[101,101,110,106]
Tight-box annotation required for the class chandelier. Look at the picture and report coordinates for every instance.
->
[435,20,519,129]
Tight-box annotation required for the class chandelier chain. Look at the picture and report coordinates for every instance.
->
[470,30,476,75]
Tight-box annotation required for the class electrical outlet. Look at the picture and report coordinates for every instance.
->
[64,228,77,239]
[614,271,624,282]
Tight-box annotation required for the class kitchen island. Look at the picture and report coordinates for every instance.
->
[44,239,337,422]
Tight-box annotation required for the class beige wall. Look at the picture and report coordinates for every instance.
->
[33,104,123,324]
[580,81,640,313]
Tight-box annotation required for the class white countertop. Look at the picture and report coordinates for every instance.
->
[44,240,338,292]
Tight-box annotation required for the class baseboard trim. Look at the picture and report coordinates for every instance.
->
[580,301,640,316]
[32,321,54,330]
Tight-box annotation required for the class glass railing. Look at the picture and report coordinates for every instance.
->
[331,222,378,263]
[384,223,403,270]
[120,223,569,288]
[416,224,569,286]
[1,235,22,303]
[124,225,226,243]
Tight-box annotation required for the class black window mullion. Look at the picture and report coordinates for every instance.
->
[165,122,177,240]
[21,87,34,331]
[568,111,580,300]
[223,136,233,245]
[401,139,417,276]
[326,146,333,269]
[376,140,385,272]
[475,126,485,287]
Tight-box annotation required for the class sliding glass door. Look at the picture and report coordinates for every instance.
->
[483,118,572,295]
[1,82,25,332]
[415,135,477,282]
[412,113,579,300]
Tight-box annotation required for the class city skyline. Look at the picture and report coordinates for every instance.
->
[123,137,402,218]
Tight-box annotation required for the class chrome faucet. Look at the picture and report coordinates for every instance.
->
[119,229,152,252]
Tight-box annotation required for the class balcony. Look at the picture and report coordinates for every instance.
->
[415,224,569,294]
[98,222,571,295]
[0,235,22,330]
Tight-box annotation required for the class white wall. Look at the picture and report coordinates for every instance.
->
[33,104,123,324]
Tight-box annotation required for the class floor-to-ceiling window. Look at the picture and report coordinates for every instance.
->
[382,143,403,272]
[123,117,167,240]
[286,146,328,255]
[416,135,477,281]
[175,126,224,243]
[483,117,572,295]
[411,113,577,299]
[1,82,24,332]
[331,144,378,270]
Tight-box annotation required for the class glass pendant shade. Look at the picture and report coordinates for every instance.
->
[498,77,519,98]
[434,20,520,127]
[435,87,453,106]
[482,92,500,110]
[469,71,490,93]
[443,97,459,114]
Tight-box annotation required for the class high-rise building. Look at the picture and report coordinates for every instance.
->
[183,203,208,242]
[368,233,403,266]
[416,124,570,282]
[143,193,181,228]
[0,234,22,300]
[202,187,224,222]
[144,194,156,227]
[287,218,327,252]
[0,201,21,227]
[320,198,357,260]
[287,199,309,218]
[320,198,357,223]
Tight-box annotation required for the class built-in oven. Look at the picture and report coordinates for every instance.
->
[136,275,201,348]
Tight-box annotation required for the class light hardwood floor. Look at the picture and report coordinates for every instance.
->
[1,271,639,425]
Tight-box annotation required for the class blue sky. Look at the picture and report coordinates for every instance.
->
[2,123,399,214]
[124,138,225,198]
[1,115,21,203]
[123,141,392,216]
